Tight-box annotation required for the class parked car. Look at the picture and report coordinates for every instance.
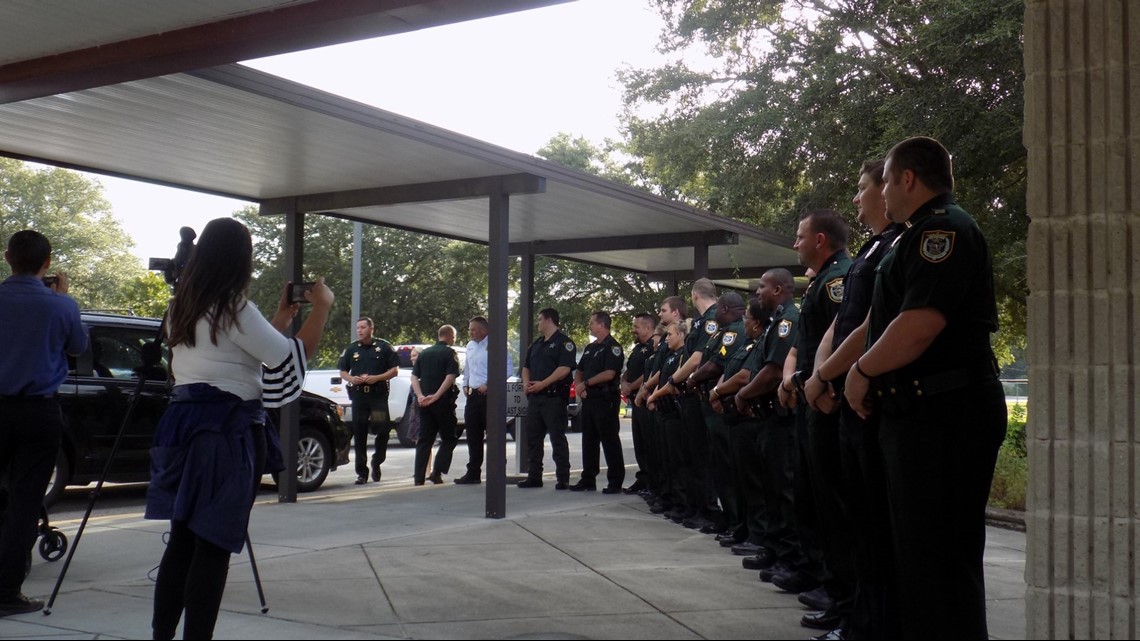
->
[44,313,351,507]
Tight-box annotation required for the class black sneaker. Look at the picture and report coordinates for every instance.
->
[0,593,44,617]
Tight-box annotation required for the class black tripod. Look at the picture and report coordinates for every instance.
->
[43,227,269,616]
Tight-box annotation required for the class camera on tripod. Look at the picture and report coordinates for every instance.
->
[148,227,197,287]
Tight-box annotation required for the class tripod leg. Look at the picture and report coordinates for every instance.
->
[244,533,269,614]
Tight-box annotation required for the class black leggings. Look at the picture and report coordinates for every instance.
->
[152,424,266,640]
[152,521,231,640]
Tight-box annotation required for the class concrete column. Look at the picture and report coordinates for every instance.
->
[1024,2,1139,638]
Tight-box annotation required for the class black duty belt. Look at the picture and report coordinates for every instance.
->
[465,387,487,396]
[872,358,1000,416]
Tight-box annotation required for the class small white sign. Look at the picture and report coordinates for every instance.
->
[506,381,527,417]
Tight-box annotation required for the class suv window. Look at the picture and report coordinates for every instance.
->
[89,326,170,380]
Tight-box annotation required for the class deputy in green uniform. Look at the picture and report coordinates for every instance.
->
[620,313,657,495]
[662,279,720,525]
[645,320,691,508]
[635,297,688,513]
[689,292,748,538]
[570,311,626,493]
[707,296,768,552]
[843,137,1005,640]
[805,159,906,637]
[518,308,577,489]
[737,269,803,579]
[776,209,852,599]
[410,325,461,486]
[337,316,399,485]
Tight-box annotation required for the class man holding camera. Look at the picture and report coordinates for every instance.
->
[338,317,400,485]
[0,230,87,617]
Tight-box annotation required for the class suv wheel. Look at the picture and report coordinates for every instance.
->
[43,449,69,509]
[296,427,331,492]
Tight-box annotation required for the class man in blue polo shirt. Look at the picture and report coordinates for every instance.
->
[0,230,87,617]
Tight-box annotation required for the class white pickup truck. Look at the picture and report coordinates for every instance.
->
[303,344,467,446]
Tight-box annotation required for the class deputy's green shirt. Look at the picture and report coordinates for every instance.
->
[868,193,998,377]
[685,305,719,356]
[412,341,460,396]
[702,318,747,370]
[336,338,399,396]
[796,251,851,372]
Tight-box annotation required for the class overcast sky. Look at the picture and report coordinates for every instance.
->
[83,0,671,265]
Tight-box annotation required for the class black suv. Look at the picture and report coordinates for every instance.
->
[45,312,351,506]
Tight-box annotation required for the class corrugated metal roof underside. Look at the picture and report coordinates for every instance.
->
[0,64,797,277]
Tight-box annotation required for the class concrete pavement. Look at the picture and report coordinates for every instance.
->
[2,428,1026,639]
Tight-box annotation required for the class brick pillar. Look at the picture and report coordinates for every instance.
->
[1024,1,1139,638]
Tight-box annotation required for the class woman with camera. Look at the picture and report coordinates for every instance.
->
[144,218,333,640]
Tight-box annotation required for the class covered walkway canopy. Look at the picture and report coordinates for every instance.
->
[0,41,797,521]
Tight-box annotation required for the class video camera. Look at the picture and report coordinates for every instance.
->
[148,227,197,287]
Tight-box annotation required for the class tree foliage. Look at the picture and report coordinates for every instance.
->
[0,158,146,311]
[533,135,666,345]
[619,0,1027,359]
[234,207,490,368]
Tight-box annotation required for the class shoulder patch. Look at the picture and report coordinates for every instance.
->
[705,320,718,335]
[777,319,792,339]
[452,351,459,363]
[721,331,737,346]
[612,346,622,357]
[921,230,956,263]
[565,341,575,352]
[826,277,844,304]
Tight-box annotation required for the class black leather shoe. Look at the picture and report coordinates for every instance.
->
[715,532,739,543]
[569,481,596,492]
[517,478,543,488]
[730,541,762,556]
[811,627,844,640]
[454,475,481,484]
[414,480,425,486]
[355,476,367,485]
[601,486,622,495]
[772,570,821,594]
[682,515,713,530]
[798,586,835,611]
[0,593,44,617]
[666,508,687,523]
[428,473,444,485]
[622,480,645,494]
[699,522,728,535]
[649,503,670,514]
[742,549,776,570]
[759,561,792,583]
[371,468,381,482]
[555,482,569,490]
[801,608,842,630]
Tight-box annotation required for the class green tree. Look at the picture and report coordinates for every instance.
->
[121,271,173,318]
[619,0,1027,360]
[0,158,146,310]
[532,134,666,345]
[234,207,489,367]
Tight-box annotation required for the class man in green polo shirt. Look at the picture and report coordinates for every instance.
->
[411,325,460,486]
